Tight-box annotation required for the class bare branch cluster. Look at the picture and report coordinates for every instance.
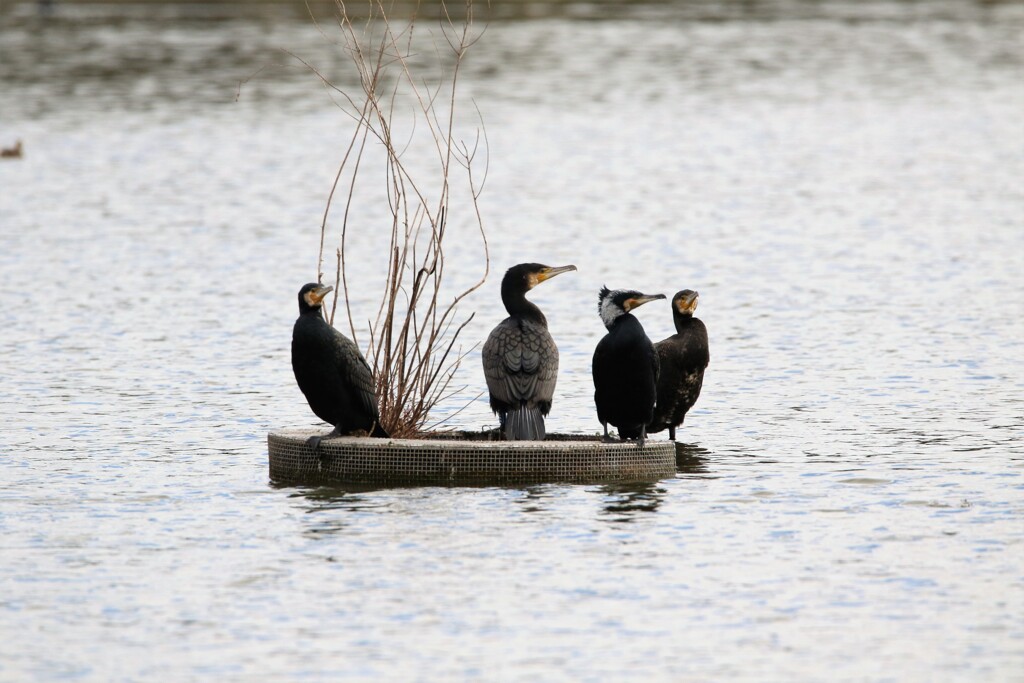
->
[308,0,490,438]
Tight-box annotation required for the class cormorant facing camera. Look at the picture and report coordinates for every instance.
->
[292,283,388,448]
[482,263,577,440]
[648,290,709,441]
[592,287,665,446]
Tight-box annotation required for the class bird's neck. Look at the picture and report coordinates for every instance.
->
[607,312,636,332]
[502,289,547,326]
[673,312,693,334]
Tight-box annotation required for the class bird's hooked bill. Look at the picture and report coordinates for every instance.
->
[310,284,334,303]
[537,264,577,282]
[678,290,699,312]
[625,293,666,311]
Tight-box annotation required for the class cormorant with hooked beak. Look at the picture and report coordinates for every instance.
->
[592,287,665,446]
[648,289,709,441]
[292,283,388,448]
[482,263,577,440]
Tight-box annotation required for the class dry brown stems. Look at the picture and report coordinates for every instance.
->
[306,0,489,437]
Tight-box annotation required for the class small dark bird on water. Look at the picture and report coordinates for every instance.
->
[648,290,709,441]
[482,263,577,440]
[292,283,388,448]
[1,140,22,159]
[592,287,665,446]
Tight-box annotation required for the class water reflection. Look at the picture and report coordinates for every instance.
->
[674,442,711,475]
[282,483,384,500]
[598,482,667,522]
[512,485,558,515]
[285,485,393,537]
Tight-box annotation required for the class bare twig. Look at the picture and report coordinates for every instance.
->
[306,0,489,437]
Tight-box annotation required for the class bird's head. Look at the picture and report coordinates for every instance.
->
[598,286,666,329]
[672,289,699,316]
[298,282,333,313]
[503,263,578,293]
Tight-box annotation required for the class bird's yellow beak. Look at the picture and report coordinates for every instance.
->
[309,284,334,304]
[676,291,699,314]
[530,264,577,288]
[624,293,666,312]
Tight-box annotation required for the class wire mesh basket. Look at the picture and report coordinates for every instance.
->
[267,429,676,486]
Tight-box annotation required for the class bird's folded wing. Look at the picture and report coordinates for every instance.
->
[483,321,558,405]
[331,329,380,421]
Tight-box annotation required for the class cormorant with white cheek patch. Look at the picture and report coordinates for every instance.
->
[292,283,388,448]
[648,289,709,441]
[592,287,665,446]
[482,263,577,440]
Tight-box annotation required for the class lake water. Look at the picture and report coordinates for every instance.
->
[1,1,1022,680]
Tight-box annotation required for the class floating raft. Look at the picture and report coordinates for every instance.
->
[267,429,676,486]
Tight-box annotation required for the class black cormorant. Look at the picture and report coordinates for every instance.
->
[648,290,709,441]
[292,283,388,447]
[482,263,577,440]
[592,287,665,446]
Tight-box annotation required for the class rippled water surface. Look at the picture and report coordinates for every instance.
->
[1,1,1023,680]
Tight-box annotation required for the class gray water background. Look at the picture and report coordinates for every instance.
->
[1,1,1022,680]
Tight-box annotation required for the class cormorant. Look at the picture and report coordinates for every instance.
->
[648,290,709,441]
[482,263,577,440]
[592,287,665,446]
[292,283,388,447]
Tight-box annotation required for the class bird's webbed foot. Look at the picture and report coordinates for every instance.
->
[306,427,342,452]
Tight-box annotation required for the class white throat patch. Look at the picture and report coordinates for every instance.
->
[599,292,626,329]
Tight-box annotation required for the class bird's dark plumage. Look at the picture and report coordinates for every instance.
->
[649,290,709,441]
[482,263,576,440]
[592,287,665,446]
[292,283,388,444]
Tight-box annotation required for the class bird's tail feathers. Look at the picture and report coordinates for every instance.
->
[504,405,546,441]
[369,421,390,438]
